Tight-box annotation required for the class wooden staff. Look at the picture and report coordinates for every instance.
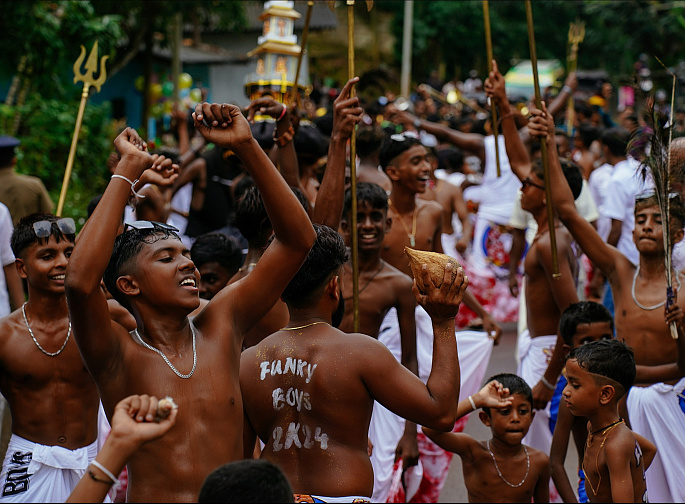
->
[482,1,501,177]
[565,20,585,137]
[57,41,108,216]
[525,0,560,279]
[292,1,314,108]
[347,0,360,331]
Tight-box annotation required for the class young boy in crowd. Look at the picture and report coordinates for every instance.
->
[424,373,550,503]
[189,232,243,300]
[563,340,651,503]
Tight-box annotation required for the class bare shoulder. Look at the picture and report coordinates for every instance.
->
[0,309,23,346]
[604,426,637,459]
[382,261,414,288]
[418,197,443,216]
[526,445,550,471]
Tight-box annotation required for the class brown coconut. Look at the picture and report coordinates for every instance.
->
[404,247,461,293]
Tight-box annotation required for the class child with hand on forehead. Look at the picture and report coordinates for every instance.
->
[423,374,550,503]
[563,340,651,503]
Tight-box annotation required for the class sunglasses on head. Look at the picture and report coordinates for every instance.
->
[33,218,76,238]
[124,221,179,233]
[522,177,545,190]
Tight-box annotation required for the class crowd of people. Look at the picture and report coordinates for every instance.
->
[0,51,682,504]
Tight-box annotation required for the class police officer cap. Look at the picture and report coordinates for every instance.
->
[0,136,20,149]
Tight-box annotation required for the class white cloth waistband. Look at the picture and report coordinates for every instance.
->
[7,434,97,472]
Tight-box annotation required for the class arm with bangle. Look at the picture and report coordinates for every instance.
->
[67,395,178,503]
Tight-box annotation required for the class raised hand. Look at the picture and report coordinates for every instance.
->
[139,154,179,187]
[331,77,362,141]
[473,380,513,410]
[193,103,253,149]
[113,127,152,166]
[528,102,554,141]
[246,96,287,123]
[413,262,469,322]
[483,59,507,106]
[109,395,178,450]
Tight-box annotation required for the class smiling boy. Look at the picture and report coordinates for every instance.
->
[0,214,100,503]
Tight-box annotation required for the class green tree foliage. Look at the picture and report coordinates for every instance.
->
[376,0,685,84]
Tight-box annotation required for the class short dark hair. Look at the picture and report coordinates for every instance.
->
[437,147,464,173]
[344,182,388,218]
[530,158,583,200]
[559,301,614,345]
[379,134,423,170]
[235,186,270,247]
[281,224,348,307]
[356,124,385,158]
[481,373,532,415]
[103,226,181,312]
[11,213,75,258]
[568,339,636,396]
[198,459,293,503]
[190,232,242,275]
[577,124,601,149]
[601,127,630,157]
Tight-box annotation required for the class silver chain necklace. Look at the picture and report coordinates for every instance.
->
[486,440,530,488]
[22,303,71,357]
[133,322,197,379]
[631,264,682,310]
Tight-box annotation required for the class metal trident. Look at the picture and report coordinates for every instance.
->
[565,20,585,136]
[57,41,108,216]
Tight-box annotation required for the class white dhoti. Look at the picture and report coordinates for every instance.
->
[0,434,105,502]
[627,378,685,503]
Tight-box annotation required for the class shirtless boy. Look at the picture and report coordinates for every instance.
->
[550,302,659,503]
[531,102,685,503]
[424,374,550,503]
[563,340,651,503]
[338,182,420,502]
[65,108,315,502]
[0,214,100,502]
[240,224,467,501]
[486,61,582,458]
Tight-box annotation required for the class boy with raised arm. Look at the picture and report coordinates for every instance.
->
[485,61,582,464]
[65,108,316,502]
[424,374,550,503]
[0,214,100,503]
[530,101,685,503]
[563,340,650,503]
[240,224,467,502]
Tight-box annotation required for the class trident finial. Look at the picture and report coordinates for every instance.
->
[568,20,585,47]
[73,41,108,93]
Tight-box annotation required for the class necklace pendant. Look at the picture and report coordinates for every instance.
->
[410,235,415,247]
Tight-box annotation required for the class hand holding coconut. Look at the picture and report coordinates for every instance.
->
[405,247,468,322]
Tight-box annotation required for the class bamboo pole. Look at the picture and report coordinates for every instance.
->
[525,1,560,279]
[347,1,360,331]
[483,1,501,177]
[292,1,314,108]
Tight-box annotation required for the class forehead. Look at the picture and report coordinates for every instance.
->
[564,358,587,379]
[198,261,230,276]
[634,204,661,218]
[573,322,613,343]
[394,145,428,165]
[137,235,185,257]
[24,234,73,254]
[357,200,387,214]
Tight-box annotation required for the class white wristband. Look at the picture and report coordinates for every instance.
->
[91,460,121,491]
[468,395,477,411]
[111,174,145,200]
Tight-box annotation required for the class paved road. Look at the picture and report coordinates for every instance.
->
[438,325,579,502]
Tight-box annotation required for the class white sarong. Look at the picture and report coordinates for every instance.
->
[0,434,103,502]
[627,378,685,503]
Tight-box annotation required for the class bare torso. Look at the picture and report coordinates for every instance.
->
[524,226,578,337]
[0,310,100,449]
[357,163,392,194]
[241,328,379,497]
[97,319,243,502]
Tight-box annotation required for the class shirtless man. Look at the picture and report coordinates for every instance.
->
[356,124,392,193]
[65,108,315,501]
[486,61,582,463]
[240,223,467,501]
[531,104,685,503]
[0,214,99,503]
[378,131,501,501]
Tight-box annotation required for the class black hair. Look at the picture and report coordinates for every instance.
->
[355,124,385,158]
[481,373,532,415]
[250,121,275,151]
[567,339,636,396]
[190,232,242,275]
[198,459,293,503]
[577,124,601,149]
[235,186,270,247]
[530,158,583,200]
[233,176,255,205]
[0,147,15,168]
[281,224,348,307]
[601,127,630,157]
[291,186,311,213]
[344,182,388,217]
[378,134,423,170]
[559,302,614,346]
[87,194,103,219]
[437,147,464,174]
[103,226,181,312]
[294,124,329,163]
[11,213,75,258]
